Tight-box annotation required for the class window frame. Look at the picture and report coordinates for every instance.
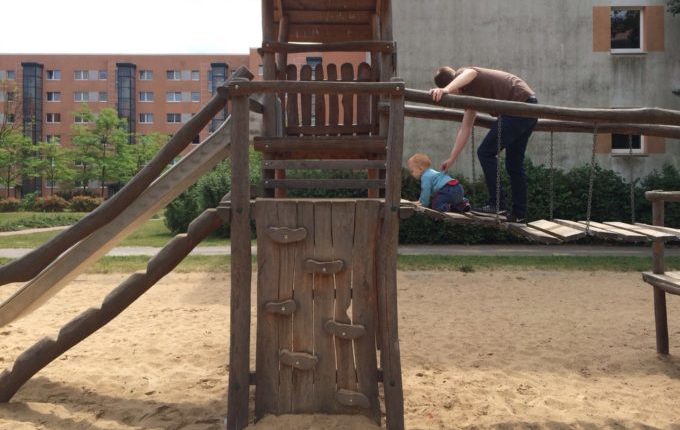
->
[74,91,89,102]
[166,91,182,102]
[98,70,108,80]
[139,91,154,102]
[166,70,181,81]
[191,70,200,81]
[139,70,154,80]
[6,70,15,80]
[610,6,645,54]
[46,113,61,123]
[98,91,108,102]
[74,70,89,80]
[611,133,646,155]
[46,70,61,80]
[139,113,154,124]
[166,113,181,123]
[46,91,61,102]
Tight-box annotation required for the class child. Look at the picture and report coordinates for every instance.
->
[408,153,470,212]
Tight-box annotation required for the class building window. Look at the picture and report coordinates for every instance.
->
[139,70,153,80]
[166,70,181,80]
[6,114,15,123]
[99,70,108,80]
[166,91,182,102]
[99,91,108,102]
[46,113,61,123]
[46,91,61,102]
[191,92,200,102]
[6,91,15,102]
[612,134,644,154]
[191,70,200,81]
[46,135,61,144]
[258,64,263,76]
[139,91,154,102]
[167,113,181,123]
[74,91,89,102]
[611,8,643,53]
[74,70,89,80]
[74,114,90,124]
[6,70,15,80]
[46,70,61,80]
[139,113,154,124]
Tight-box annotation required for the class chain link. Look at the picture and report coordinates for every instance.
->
[495,115,502,223]
[549,131,555,221]
[585,124,598,234]
[628,133,635,224]
[470,126,476,205]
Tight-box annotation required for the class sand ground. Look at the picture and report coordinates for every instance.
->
[0,270,679,429]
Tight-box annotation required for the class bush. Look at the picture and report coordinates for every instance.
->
[0,198,21,212]
[35,196,69,212]
[20,192,39,211]
[69,195,103,212]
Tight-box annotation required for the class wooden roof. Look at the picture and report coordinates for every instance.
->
[266,0,389,43]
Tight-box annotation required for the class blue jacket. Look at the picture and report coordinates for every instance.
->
[419,168,454,206]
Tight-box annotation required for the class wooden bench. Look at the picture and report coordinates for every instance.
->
[641,190,680,355]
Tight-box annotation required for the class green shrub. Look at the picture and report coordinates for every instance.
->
[0,198,21,212]
[35,196,69,212]
[19,192,39,211]
[69,195,103,212]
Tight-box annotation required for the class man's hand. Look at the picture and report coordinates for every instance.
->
[440,158,453,171]
[428,87,447,102]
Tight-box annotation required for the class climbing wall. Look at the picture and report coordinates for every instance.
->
[254,198,382,423]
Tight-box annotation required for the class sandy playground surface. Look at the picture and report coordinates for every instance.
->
[0,269,679,429]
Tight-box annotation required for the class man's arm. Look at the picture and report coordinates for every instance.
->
[440,109,477,171]
[429,68,478,102]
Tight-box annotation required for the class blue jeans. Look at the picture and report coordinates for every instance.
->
[431,183,468,212]
[477,99,538,217]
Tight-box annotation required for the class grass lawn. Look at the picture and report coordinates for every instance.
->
[0,212,88,232]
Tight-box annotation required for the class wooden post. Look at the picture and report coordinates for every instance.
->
[376,77,405,430]
[274,15,289,198]
[226,82,252,430]
[262,0,278,198]
[651,199,669,354]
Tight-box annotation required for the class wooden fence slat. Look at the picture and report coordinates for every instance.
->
[285,65,299,128]
[263,179,386,190]
[351,200,381,424]
[277,201,298,413]
[313,201,336,413]
[300,65,313,127]
[286,124,374,135]
[255,200,281,419]
[292,201,315,413]
[314,64,326,128]
[262,159,386,170]
[332,201,359,413]
[357,62,372,127]
[327,64,339,128]
[341,63,355,127]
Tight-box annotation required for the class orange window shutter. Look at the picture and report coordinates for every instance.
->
[644,6,665,52]
[593,6,611,52]
[645,136,666,154]
[595,134,612,154]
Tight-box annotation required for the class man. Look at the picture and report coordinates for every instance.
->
[429,66,538,223]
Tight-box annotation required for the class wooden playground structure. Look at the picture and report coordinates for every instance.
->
[1,1,680,429]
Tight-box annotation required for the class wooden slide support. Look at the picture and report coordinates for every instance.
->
[0,112,236,327]
[0,66,254,286]
[0,206,226,403]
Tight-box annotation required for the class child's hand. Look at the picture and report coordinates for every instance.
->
[413,201,422,207]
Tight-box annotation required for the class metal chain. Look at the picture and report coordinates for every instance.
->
[628,134,636,224]
[585,124,598,234]
[495,115,502,223]
[470,126,476,205]
[549,131,555,221]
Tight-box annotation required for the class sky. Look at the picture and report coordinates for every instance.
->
[2,0,262,54]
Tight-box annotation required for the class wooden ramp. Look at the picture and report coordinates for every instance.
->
[405,203,680,245]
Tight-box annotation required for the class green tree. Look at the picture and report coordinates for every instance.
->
[669,0,680,15]
[71,106,132,195]
[131,132,168,174]
[31,137,76,195]
[0,79,30,197]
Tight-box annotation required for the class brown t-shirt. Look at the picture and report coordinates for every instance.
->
[455,67,535,102]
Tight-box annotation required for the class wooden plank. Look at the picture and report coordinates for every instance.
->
[255,200,281,419]
[341,63,355,126]
[357,62,373,127]
[552,219,646,242]
[313,62,326,127]
[642,272,680,295]
[227,90,252,430]
[300,65,313,127]
[286,124,374,136]
[285,65,299,128]
[254,136,387,154]
[264,179,385,190]
[352,200,381,424]
[634,223,680,239]
[262,40,393,52]
[415,206,475,224]
[327,64,339,128]
[646,191,680,203]
[313,201,337,413]
[262,159,386,170]
[665,271,680,282]
[604,221,676,241]
[292,200,315,413]
[287,24,373,43]
[506,223,563,245]
[277,201,298,413]
[527,219,586,242]
[332,201,359,413]
[280,11,373,25]
[578,220,650,242]
[227,80,405,96]
[282,0,377,11]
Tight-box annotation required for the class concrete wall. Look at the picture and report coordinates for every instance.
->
[393,0,680,182]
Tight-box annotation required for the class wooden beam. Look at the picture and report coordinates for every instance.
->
[276,10,373,24]
[254,136,387,154]
[287,24,372,43]
[262,159,386,170]
[281,0,377,11]
[263,179,385,189]
[404,89,680,126]
[646,190,680,203]
[261,40,395,53]
[225,80,404,96]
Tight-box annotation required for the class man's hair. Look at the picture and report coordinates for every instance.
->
[434,66,456,88]
[408,153,431,169]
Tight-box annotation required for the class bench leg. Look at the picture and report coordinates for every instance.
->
[654,286,669,355]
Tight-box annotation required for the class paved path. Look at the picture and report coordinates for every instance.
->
[0,244,677,259]
[0,226,68,237]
